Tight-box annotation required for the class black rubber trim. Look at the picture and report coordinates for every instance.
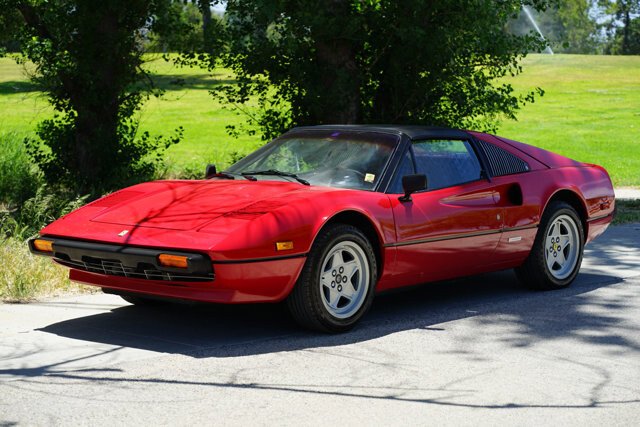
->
[385,229,501,248]
[211,253,308,264]
[28,237,213,276]
[383,224,538,248]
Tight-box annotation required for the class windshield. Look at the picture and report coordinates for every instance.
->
[227,131,399,190]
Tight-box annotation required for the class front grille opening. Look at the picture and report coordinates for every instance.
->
[57,256,214,283]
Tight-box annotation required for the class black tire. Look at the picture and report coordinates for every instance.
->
[286,223,377,333]
[515,201,584,290]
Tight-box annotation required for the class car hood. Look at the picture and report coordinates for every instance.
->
[89,179,313,231]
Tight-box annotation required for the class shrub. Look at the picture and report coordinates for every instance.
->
[0,132,41,208]
[1,185,89,240]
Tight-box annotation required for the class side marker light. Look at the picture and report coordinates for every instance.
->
[276,241,294,251]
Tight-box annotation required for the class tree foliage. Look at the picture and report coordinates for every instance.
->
[149,1,204,52]
[0,9,24,53]
[510,1,598,53]
[597,0,640,54]
[0,0,183,194]
[215,0,554,141]
[150,0,226,56]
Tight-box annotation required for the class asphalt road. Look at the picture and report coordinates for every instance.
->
[1,224,639,426]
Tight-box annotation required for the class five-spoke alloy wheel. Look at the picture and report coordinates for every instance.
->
[319,241,370,319]
[287,223,377,332]
[544,214,581,280]
[516,201,584,290]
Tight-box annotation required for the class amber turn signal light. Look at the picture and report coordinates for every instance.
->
[158,254,189,269]
[276,241,294,251]
[33,239,54,253]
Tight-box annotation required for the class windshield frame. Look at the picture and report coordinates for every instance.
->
[226,129,404,192]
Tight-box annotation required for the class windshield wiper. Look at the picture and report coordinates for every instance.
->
[241,169,310,186]
[209,172,257,181]
[208,172,236,180]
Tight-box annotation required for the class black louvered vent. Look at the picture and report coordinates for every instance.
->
[55,257,214,283]
[476,140,530,177]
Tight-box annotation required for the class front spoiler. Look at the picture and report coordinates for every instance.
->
[29,236,306,304]
[69,257,307,304]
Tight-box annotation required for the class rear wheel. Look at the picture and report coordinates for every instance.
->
[286,224,377,333]
[516,201,584,290]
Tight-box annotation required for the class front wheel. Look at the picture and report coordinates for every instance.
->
[286,224,377,333]
[515,201,584,290]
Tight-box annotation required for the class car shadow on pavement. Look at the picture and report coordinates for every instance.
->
[39,268,635,359]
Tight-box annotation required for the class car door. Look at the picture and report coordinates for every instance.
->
[388,139,505,287]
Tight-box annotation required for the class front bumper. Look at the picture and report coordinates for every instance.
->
[28,237,214,282]
[29,236,306,303]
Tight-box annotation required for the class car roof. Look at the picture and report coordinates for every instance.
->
[288,124,473,140]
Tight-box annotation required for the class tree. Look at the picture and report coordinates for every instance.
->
[623,16,640,53]
[148,1,203,52]
[509,1,599,54]
[195,0,222,55]
[614,0,640,53]
[597,0,640,54]
[149,1,225,56]
[0,9,24,53]
[216,0,553,141]
[0,0,182,194]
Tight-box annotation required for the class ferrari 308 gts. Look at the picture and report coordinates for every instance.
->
[29,125,615,332]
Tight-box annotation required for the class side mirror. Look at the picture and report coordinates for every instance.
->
[399,174,427,202]
[205,164,217,179]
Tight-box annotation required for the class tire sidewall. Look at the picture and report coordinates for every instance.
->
[539,203,584,288]
[307,225,377,331]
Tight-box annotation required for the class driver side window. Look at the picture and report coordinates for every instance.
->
[412,139,482,190]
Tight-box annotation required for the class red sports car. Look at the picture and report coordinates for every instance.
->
[29,125,615,332]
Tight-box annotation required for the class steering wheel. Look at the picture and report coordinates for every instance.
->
[329,168,367,187]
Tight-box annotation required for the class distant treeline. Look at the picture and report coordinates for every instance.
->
[509,0,640,55]
[2,1,639,56]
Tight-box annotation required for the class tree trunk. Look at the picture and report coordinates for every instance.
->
[314,39,361,124]
[622,9,631,54]
[311,0,361,124]
[199,0,214,55]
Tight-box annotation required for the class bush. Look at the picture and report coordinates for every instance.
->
[1,185,89,240]
[0,135,89,240]
[0,132,41,208]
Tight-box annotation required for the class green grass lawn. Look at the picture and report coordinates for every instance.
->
[497,54,640,186]
[0,55,262,172]
[141,56,262,171]
[0,54,638,185]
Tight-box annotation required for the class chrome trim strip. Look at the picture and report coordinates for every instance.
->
[384,224,538,248]
[211,253,308,264]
